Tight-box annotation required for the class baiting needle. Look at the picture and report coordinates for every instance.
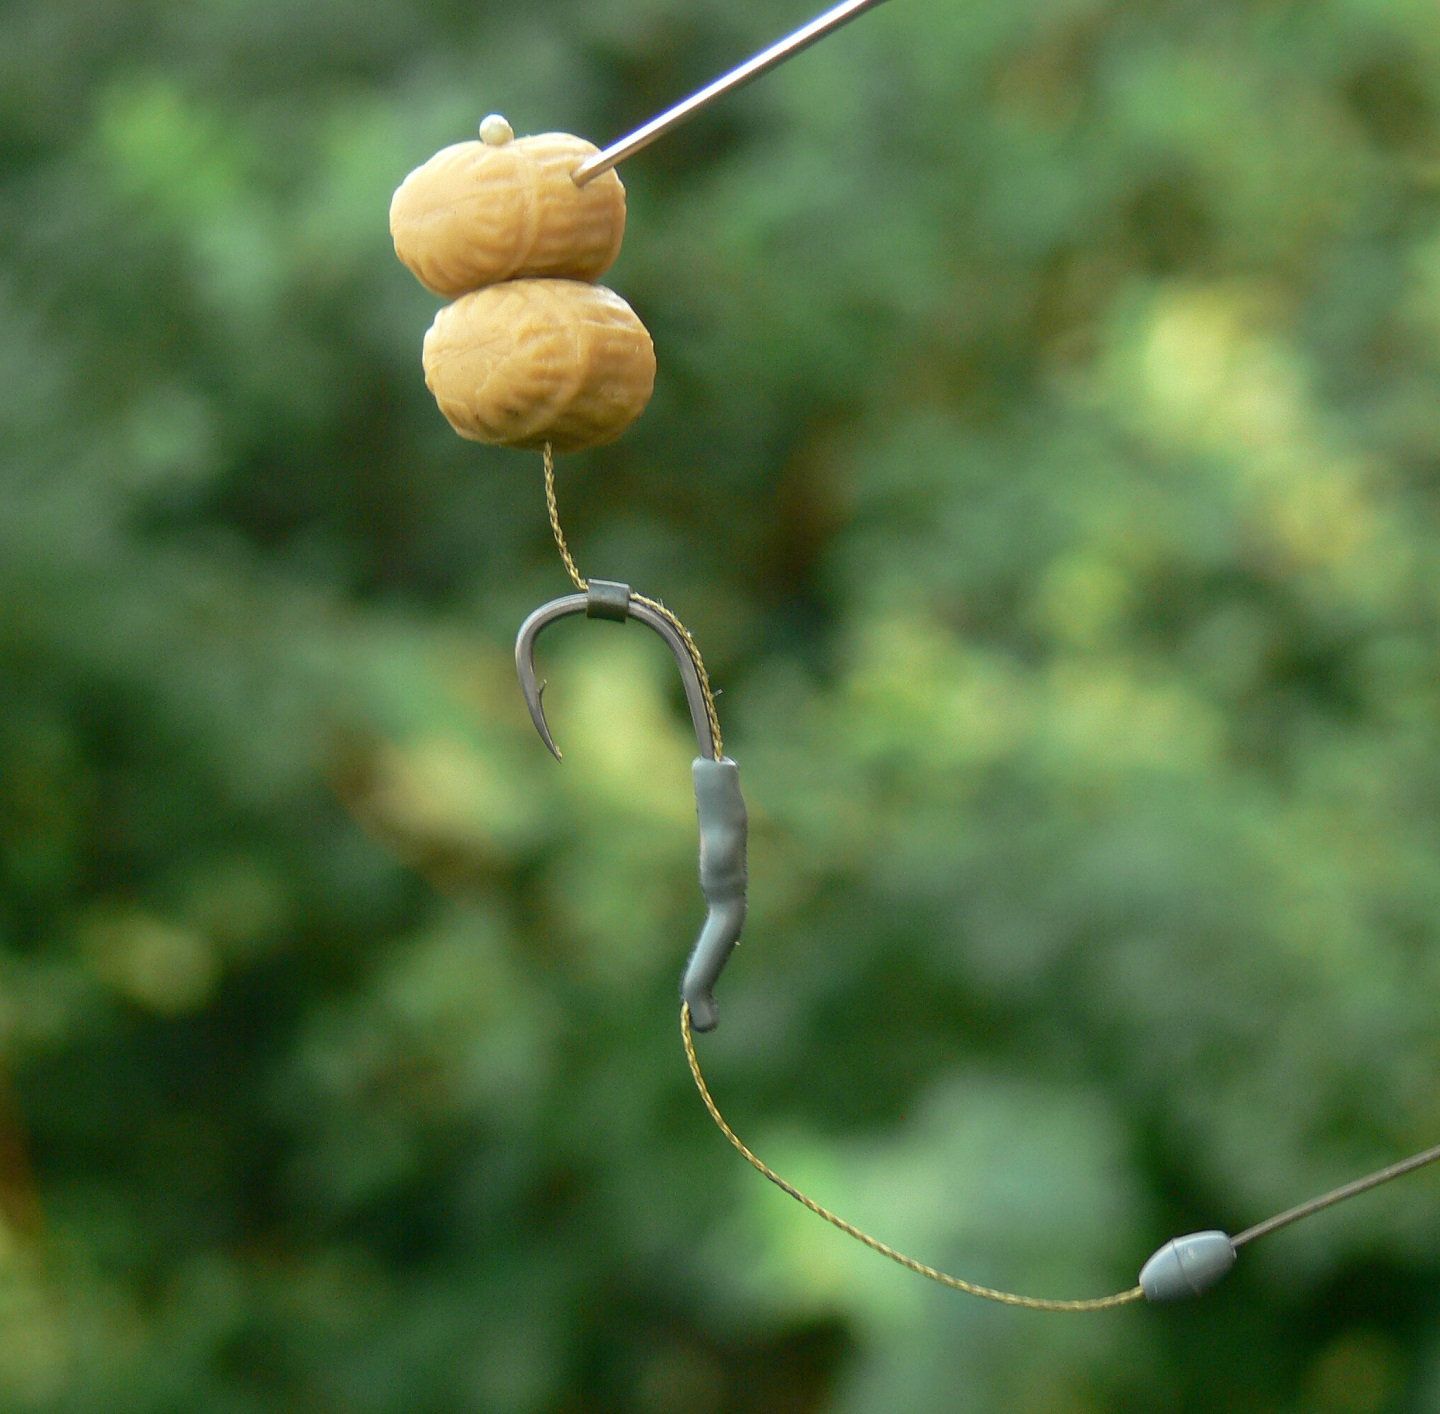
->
[571,0,895,186]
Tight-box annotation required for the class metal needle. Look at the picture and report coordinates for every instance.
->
[571,0,894,186]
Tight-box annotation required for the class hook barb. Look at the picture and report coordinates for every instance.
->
[531,678,560,760]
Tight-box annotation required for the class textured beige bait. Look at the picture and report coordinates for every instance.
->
[390,131,627,297]
[422,279,656,453]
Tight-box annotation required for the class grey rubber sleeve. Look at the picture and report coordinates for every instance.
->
[681,757,748,1032]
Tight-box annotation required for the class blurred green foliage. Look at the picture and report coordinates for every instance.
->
[3,0,1440,1408]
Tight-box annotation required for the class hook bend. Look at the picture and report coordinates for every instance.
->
[514,580,718,761]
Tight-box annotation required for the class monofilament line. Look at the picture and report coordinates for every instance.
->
[1233,1141,1440,1248]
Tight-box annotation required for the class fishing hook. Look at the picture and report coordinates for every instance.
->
[515,580,747,1031]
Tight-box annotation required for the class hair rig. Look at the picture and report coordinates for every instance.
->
[390,0,1440,1313]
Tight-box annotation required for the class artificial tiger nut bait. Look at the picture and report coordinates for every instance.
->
[422,278,656,453]
[390,119,627,297]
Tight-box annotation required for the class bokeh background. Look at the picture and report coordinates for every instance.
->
[5,0,1440,1408]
